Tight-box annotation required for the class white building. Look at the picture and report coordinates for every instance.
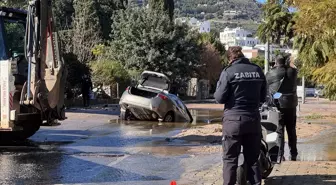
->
[189,17,198,26]
[223,10,240,16]
[254,44,290,53]
[175,17,211,33]
[220,27,260,49]
[199,21,211,33]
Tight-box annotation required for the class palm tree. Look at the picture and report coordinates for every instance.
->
[257,2,294,46]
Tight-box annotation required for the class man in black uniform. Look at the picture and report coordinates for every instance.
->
[266,55,298,161]
[214,46,267,185]
[81,75,93,107]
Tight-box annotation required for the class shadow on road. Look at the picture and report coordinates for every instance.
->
[264,175,336,185]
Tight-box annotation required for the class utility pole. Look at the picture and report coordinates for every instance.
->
[264,41,270,74]
[302,75,305,104]
[301,60,306,104]
[117,82,120,99]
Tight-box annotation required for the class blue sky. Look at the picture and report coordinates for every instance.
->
[256,0,297,12]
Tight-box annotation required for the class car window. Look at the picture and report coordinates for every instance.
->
[0,21,7,60]
[3,19,25,58]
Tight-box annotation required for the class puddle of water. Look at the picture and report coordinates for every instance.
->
[105,109,223,156]
[110,109,222,130]
[293,131,336,161]
[135,145,191,156]
[0,140,74,154]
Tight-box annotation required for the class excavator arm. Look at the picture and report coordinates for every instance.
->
[23,0,66,122]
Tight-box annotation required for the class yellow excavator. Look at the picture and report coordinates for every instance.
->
[0,0,66,140]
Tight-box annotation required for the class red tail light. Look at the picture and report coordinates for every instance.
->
[158,94,168,100]
[126,86,129,91]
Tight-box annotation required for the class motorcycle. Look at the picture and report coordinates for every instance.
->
[236,92,283,185]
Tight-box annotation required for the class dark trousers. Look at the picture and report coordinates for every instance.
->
[278,108,298,157]
[83,94,90,107]
[222,115,262,185]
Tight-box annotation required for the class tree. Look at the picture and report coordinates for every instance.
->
[290,0,336,99]
[0,0,26,8]
[107,8,201,84]
[63,53,91,97]
[90,59,130,86]
[52,0,74,29]
[68,0,101,64]
[149,0,174,21]
[251,56,265,70]
[197,32,228,65]
[95,0,128,41]
[257,1,294,45]
[54,0,128,41]
[198,43,222,89]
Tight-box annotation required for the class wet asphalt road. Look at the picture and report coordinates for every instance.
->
[0,108,336,185]
[0,109,190,185]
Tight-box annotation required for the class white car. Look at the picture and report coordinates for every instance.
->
[119,71,193,122]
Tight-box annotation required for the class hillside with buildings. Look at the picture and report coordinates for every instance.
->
[174,0,263,32]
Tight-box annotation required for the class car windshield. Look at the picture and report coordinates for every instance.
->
[3,18,25,58]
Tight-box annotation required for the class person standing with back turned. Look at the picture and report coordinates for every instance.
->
[214,46,267,185]
[266,55,298,161]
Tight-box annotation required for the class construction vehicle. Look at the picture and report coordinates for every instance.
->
[0,0,66,140]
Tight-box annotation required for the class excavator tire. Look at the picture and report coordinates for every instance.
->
[0,120,41,141]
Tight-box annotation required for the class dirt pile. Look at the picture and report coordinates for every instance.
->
[171,121,333,154]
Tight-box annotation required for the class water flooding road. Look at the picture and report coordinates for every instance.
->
[0,110,214,185]
[191,109,336,162]
[0,109,335,184]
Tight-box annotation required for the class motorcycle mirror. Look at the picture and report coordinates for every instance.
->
[273,92,282,99]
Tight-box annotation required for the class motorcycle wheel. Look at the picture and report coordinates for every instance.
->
[259,150,274,179]
[262,166,274,179]
[236,162,248,185]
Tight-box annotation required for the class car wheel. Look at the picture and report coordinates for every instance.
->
[163,112,175,122]
[120,109,131,120]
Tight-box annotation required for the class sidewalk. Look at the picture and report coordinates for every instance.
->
[178,161,336,185]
